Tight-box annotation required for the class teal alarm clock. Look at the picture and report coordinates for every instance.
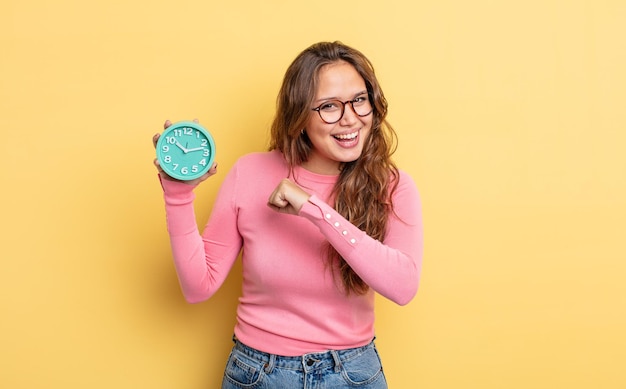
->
[156,121,216,181]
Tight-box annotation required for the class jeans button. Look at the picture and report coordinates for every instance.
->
[306,359,315,366]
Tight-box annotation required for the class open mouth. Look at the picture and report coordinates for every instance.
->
[332,130,360,149]
[333,131,358,141]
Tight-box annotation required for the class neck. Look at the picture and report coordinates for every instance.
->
[300,156,340,175]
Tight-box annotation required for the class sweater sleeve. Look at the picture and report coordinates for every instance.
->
[159,167,242,303]
[298,172,423,305]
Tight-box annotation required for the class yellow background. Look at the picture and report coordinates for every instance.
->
[2,1,625,388]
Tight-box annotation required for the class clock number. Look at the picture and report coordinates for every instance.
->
[192,165,198,173]
[172,164,179,170]
[162,145,169,152]
[199,158,207,166]
[166,136,176,144]
[184,128,193,135]
[164,156,172,163]
[181,167,189,174]
[203,149,210,157]
[201,139,208,147]
[174,129,183,136]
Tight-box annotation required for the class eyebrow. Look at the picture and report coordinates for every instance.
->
[313,90,368,104]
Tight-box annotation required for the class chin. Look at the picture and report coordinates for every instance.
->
[336,151,364,164]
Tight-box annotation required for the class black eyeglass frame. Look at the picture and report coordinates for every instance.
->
[311,95,374,124]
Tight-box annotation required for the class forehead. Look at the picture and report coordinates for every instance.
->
[315,61,366,99]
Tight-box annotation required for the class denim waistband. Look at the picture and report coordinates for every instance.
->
[232,337,377,373]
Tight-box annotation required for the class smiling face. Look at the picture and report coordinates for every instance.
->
[302,61,373,175]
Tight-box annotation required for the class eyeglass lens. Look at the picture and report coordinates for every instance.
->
[316,96,373,124]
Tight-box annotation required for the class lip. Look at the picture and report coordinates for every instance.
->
[332,130,360,148]
[332,129,359,139]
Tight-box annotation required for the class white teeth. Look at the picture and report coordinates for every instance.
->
[334,132,358,140]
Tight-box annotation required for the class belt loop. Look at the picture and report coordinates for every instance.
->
[330,350,342,373]
[264,353,276,374]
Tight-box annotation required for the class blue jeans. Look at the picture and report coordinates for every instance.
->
[221,338,388,388]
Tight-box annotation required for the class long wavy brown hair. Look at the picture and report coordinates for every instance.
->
[269,41,399,295]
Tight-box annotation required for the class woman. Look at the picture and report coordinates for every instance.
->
[153,41,422,388]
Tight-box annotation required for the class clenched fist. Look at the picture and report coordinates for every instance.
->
[267,179,311,215]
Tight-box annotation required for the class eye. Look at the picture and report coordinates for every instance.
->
[352,95,368,105]
[319,101,341,111]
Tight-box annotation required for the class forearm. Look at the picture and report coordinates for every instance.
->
[160,176,238,303]
[298,178,423,305]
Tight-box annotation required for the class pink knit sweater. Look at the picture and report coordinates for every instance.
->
[160,150,422,356]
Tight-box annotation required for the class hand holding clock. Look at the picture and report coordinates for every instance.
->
[153,119,218,185]
[153,119,309,214]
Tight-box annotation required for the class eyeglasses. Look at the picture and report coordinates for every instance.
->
[311,94,373,124]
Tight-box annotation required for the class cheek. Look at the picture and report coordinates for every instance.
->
[364,113,375,129]
[361,117,373,136]
[360,123,375,147]
[306,119,332,140]
[305,116,321,136]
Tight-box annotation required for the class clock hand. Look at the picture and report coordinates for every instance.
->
[175,141,189,153]
[186,147,205,152]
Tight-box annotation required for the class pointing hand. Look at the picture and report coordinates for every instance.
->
[267,179,311,215]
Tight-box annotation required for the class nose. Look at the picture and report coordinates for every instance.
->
[339,103,359,126]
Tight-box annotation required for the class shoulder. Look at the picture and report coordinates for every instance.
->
[235,150,286,169]
[229,150,289,182]
[395,169,418,191]
[391,169,421,203]
[390,169,422,223]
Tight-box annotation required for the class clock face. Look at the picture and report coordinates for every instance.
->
[156,121,216,181]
